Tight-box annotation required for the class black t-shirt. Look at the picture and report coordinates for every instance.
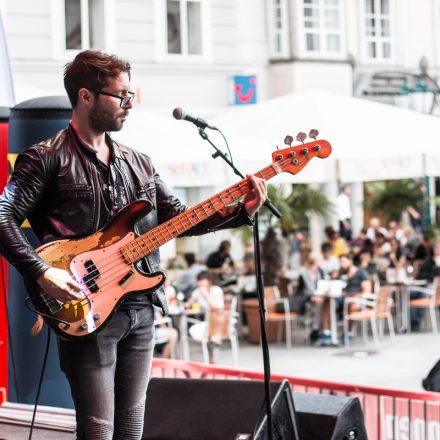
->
[344,268,369,294]
[206,251,233,269]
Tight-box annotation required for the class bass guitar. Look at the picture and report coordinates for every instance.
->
[28,133,331,339]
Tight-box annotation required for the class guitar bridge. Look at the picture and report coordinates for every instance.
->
[119,270,134,289]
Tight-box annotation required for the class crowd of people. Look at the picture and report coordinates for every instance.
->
[158,215,440,356]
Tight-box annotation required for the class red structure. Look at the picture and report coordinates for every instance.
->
[0,110,9,403]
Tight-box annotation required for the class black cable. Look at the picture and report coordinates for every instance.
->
[0,256,21,402]
[28,326,51,440]
[216,128,234,166]
[24,297,71,328]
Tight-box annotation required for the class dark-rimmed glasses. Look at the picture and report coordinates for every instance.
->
[91,89,135,108]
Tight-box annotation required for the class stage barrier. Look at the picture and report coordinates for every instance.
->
[151,358,440,440]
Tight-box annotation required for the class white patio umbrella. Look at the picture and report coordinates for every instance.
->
[212,90,440,183]
[112,108,285,187]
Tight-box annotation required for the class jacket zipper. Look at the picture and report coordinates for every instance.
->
[91,164,101,231]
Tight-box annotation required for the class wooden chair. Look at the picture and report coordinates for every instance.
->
[189,295,240,366]
[343,285,396,346]
[409,277,440,333]
[264,286,299,348]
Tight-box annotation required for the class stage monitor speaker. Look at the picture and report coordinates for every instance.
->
[143,378,299,440]
[142,378,367,440]
[293,392,367,440]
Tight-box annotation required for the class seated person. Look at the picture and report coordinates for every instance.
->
[353,248,377,275]
[175,252,207,299]
[186,271,225,363]
[320,242,339,278]
[410,241,440,331]
[317,254,370,346]
[186,270,224,312]
[235,250,257,300]
[154,310,178,359]
[324,226,349,258]
[296,253,325,342]
[206,240,236,286]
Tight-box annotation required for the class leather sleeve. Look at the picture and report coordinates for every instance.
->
[153,168,255,235]
[0,147,53,281]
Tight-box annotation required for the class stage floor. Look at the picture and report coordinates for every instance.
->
[0,423,75,440]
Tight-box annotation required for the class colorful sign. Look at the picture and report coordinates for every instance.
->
[233,75,257,105]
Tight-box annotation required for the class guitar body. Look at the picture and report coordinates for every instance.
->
[28,200,165,340]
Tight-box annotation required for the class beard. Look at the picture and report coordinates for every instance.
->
[88,101,128,133]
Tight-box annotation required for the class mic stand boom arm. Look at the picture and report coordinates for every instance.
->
[198,127,278,440]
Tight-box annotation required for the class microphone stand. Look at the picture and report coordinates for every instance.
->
[198,127,281,440]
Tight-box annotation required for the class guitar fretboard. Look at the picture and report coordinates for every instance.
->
[120,163,279,264]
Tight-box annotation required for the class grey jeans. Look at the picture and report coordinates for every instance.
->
[58,306,155,440]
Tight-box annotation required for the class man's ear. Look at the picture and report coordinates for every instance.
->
[78,88,93,107]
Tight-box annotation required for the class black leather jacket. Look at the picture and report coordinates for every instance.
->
[0,125,253,314]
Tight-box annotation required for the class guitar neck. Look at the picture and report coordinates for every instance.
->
[121,164,279,264]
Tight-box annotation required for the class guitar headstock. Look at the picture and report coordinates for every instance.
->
[271,129,332,175]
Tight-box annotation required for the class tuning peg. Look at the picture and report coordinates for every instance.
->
[309,129,319,140]
[284,135,293,146]
[296,132,307,143]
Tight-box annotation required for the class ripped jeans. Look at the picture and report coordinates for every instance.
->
[58,306,155,440]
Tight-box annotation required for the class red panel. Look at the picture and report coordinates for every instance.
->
[0,121,8,403]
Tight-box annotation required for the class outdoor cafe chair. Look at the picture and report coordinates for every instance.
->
[188,295,240,366]
[264,285,301,348]
[409,277,440,333]
[343,285,396,346]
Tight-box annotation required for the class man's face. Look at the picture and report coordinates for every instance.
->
[88,72,132,133]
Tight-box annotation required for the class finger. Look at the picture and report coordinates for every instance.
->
[67,279,83,292]
[247,174,265,195]
[66,285,85,300]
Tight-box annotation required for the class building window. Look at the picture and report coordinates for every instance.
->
[298,0,345,58]
[64,0,106,51]
[267,0,290,58]
[363,0,393,61]
[167,0,203,55]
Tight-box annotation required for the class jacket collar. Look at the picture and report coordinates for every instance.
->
[67,123,126,163]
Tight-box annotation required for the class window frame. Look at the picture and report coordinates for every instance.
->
[359,0,395,64]
[295,0,346,60]
[154,0,211,63]
[51,0,115,59]
[267,0,290,59]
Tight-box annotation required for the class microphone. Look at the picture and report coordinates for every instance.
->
[172,107,218,130]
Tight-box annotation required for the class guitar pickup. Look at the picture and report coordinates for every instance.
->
[119,270,134,288]
[82,259,100,293]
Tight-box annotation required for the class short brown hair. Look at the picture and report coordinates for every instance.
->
[64,50,131,108]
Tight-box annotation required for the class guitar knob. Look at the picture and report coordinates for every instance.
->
[93,313,101,321]
[80,322,88,330]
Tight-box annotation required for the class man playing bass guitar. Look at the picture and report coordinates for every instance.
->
[0,50,267,440]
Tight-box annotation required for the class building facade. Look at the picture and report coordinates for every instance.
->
[2,0,439,109]
[1,0,439,256]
